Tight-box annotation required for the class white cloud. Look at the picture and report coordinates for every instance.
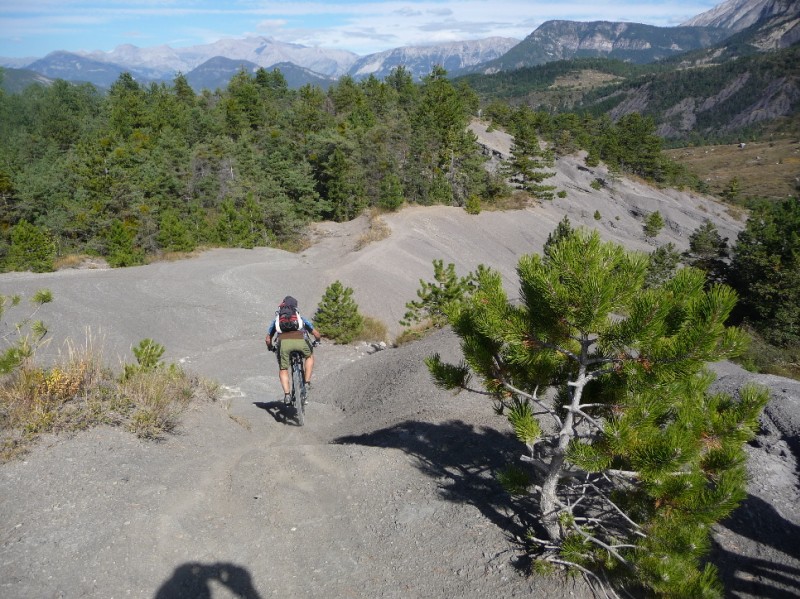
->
[1,0,721,57]
[257,19,289,31]
[261,1,720,53]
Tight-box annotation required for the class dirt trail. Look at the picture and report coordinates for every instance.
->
[0,329,563,599]
[1,151,799,598]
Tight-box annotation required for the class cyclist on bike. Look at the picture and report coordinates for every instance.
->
[265,296,321,404]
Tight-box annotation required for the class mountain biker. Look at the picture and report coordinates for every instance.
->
[265,296,321,404]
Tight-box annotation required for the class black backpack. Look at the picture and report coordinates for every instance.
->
[276,297,301,332]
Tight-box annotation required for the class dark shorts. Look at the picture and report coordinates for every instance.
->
[277,337,312,370]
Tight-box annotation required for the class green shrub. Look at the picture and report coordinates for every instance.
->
[106,220,144,267]
[643,210,665,238]
[465,195,482,215]
[6,221,55,273]
[123,338,168,380]
[378,173,404,211]
[735,326,800,380]
[400,260,482,328]
[314,281,364,344]
[158,209,196,253]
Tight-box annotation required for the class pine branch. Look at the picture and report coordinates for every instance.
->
[605,469,641,479]
[546,558,622,599]
[520,454,549,475]
[567,521,633,564]
[528,535,560,551]
[496,375,563,428]
[566,405,605,431]
[585,482,645,535]
[527,335,581,363]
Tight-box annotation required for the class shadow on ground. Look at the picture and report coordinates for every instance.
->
[154,562,263,599]
[334,419,539,567]
[711,494,800,599]
[254,401,301,426]
[337,420,800,598]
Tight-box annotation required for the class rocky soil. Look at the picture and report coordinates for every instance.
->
[1,134,798,598]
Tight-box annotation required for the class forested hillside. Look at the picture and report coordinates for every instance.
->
[580,45,800,141]
[459,45,800,143]
[0,65,691,272]
[0,66,499,269]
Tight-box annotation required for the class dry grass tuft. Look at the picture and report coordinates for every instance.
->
[394,322,437,346]
[353,316,389,343]
[483,190,531,211]
[277,236,314,253]
[0,335,218,461]
[724,204,748,221]
[354,212,392,251]
[53,254,107,270]
[118,368,195,439]
[149,250,201,263]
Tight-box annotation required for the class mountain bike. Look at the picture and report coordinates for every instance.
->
[288,349,308,426]
[285,340,319,426]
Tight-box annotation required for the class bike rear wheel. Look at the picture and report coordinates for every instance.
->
[290,351,306,426]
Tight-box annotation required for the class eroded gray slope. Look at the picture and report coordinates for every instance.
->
[1,161,797,598]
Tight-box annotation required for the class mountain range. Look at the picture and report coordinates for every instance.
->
[3,37,519,91]
[1,0,797,96]
[466,22,731,75]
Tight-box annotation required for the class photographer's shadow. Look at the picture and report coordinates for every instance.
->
[712,494,800,598]
[154,562,262,599]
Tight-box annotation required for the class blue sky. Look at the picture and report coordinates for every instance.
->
[1,0,721,59]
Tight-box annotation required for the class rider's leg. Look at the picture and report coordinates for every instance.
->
[303,354,314,383]
[279,368,290,393]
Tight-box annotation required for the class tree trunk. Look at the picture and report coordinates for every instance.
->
[540,342,590,541]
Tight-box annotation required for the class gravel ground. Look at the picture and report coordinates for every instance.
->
[1,142,798,598]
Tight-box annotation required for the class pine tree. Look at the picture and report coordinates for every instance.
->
[158,209,195,253]
[400,259,480,328]
[6,220,56,273]
[314,281,364,344]
[215,199,255,248]
[721,177,741,203]
[728,198,800,346]
[685,219,729,286]
[321,147,366,222]
[378,173,404,211]
[543,216,574,258]
[645,242,681,288]
[643,210,665,239]
[427,228,767,598]
[614,113,663,180]
[105,219,144,268]
[504,122,556,200]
